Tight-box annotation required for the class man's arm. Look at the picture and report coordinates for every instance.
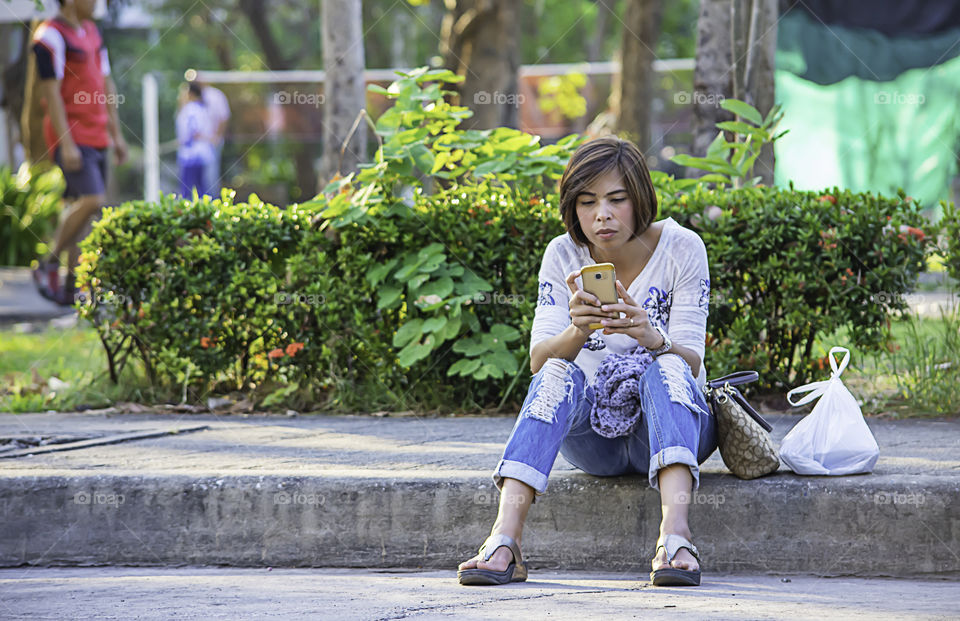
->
[37,78,81,170]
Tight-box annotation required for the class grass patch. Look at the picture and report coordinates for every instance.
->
[0,322,155,413]
[806,296,960,418]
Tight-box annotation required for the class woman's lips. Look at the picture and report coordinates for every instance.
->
[596,230,617,240]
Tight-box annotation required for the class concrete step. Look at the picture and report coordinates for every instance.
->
[1,412,958,577]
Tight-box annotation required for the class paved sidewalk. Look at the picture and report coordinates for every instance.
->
[1,410,958,576]
[0,267,74,325]
[0,566,956,620]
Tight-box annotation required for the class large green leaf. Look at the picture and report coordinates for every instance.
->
[377,286,403,310]
[720,98,763,125]
[447,357,482,376]
[421,316,448,334]
[486,350,519,374]
[366,257,398,288]
[419,276,454,299]
[397,341,431,367]
[393,318,424,347]
[490,323,521,342]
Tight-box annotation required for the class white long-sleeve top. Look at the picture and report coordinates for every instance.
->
[530,216,711,389]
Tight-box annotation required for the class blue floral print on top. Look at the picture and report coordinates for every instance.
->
[538,281,556,307]
[699,278,711,308]
[642,286,673,328]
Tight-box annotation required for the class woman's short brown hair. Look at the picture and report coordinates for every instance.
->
[558,136,658,247]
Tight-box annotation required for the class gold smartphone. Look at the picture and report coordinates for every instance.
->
[580,262,618,330]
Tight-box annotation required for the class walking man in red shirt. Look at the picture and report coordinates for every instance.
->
[31,0,128,305]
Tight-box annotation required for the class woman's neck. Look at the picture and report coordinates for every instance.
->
[589,221,663,270]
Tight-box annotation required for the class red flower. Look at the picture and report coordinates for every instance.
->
[818,194,836,204]
[200,336,213,349]
[268,348,285,359]
[285,342,304,357]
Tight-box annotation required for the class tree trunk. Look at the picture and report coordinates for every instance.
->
[611,0,661,154]
[319,0,367,188]
[441,0,520,130]
[586,0,615,62]
[692,0,778,184]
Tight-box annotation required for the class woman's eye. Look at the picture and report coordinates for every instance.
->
[611,198,626,203]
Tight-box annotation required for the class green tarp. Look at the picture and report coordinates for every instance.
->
[774,10,960,214]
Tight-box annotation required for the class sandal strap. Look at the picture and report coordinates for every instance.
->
[656,534,700,563]
[478,533,523,566]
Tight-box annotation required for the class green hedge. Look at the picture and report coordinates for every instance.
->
[76,180,937,410]
[76,185,561,411]
[1,164,64,266]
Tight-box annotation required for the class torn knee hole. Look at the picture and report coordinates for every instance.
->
[523,359,576,423]
[658,354,695,407]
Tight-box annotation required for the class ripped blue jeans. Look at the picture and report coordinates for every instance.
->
[493,355,717,498]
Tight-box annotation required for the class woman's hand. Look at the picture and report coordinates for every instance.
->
[598,280,663,350]
[565,269,617,337]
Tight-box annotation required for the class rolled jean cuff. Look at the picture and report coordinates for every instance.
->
[648,446,700,493]
[493,458,548,501]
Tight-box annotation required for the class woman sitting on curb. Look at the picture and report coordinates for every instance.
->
[457,136,717,587]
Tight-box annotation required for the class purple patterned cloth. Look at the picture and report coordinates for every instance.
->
[590,345,656,438]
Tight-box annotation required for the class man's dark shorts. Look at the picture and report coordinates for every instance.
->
[54,144,107,198]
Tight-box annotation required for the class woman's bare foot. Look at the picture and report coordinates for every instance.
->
[458,541,515,573]
[651,529,699,573]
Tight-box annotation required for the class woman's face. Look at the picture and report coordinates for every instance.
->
[575,168,635,249]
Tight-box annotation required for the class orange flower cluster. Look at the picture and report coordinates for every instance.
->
[268,342,305,359]
[839,267,856,285]
[200,335,219,349]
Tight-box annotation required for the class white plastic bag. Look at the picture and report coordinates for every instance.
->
[781,346,879,475]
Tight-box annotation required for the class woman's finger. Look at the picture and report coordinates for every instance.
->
[565,270,582,295]
[616,280,638,306]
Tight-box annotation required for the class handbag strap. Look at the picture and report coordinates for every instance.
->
[729,388,774,432]
[706,370,758,389]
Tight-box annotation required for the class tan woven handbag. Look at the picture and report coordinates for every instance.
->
[704,372,780,480]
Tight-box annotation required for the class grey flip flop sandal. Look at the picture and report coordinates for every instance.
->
[457,533,528,586]
[650,533,702,586]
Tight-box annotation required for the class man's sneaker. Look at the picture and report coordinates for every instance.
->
[32,261,60,303]
[54,272,78,307]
